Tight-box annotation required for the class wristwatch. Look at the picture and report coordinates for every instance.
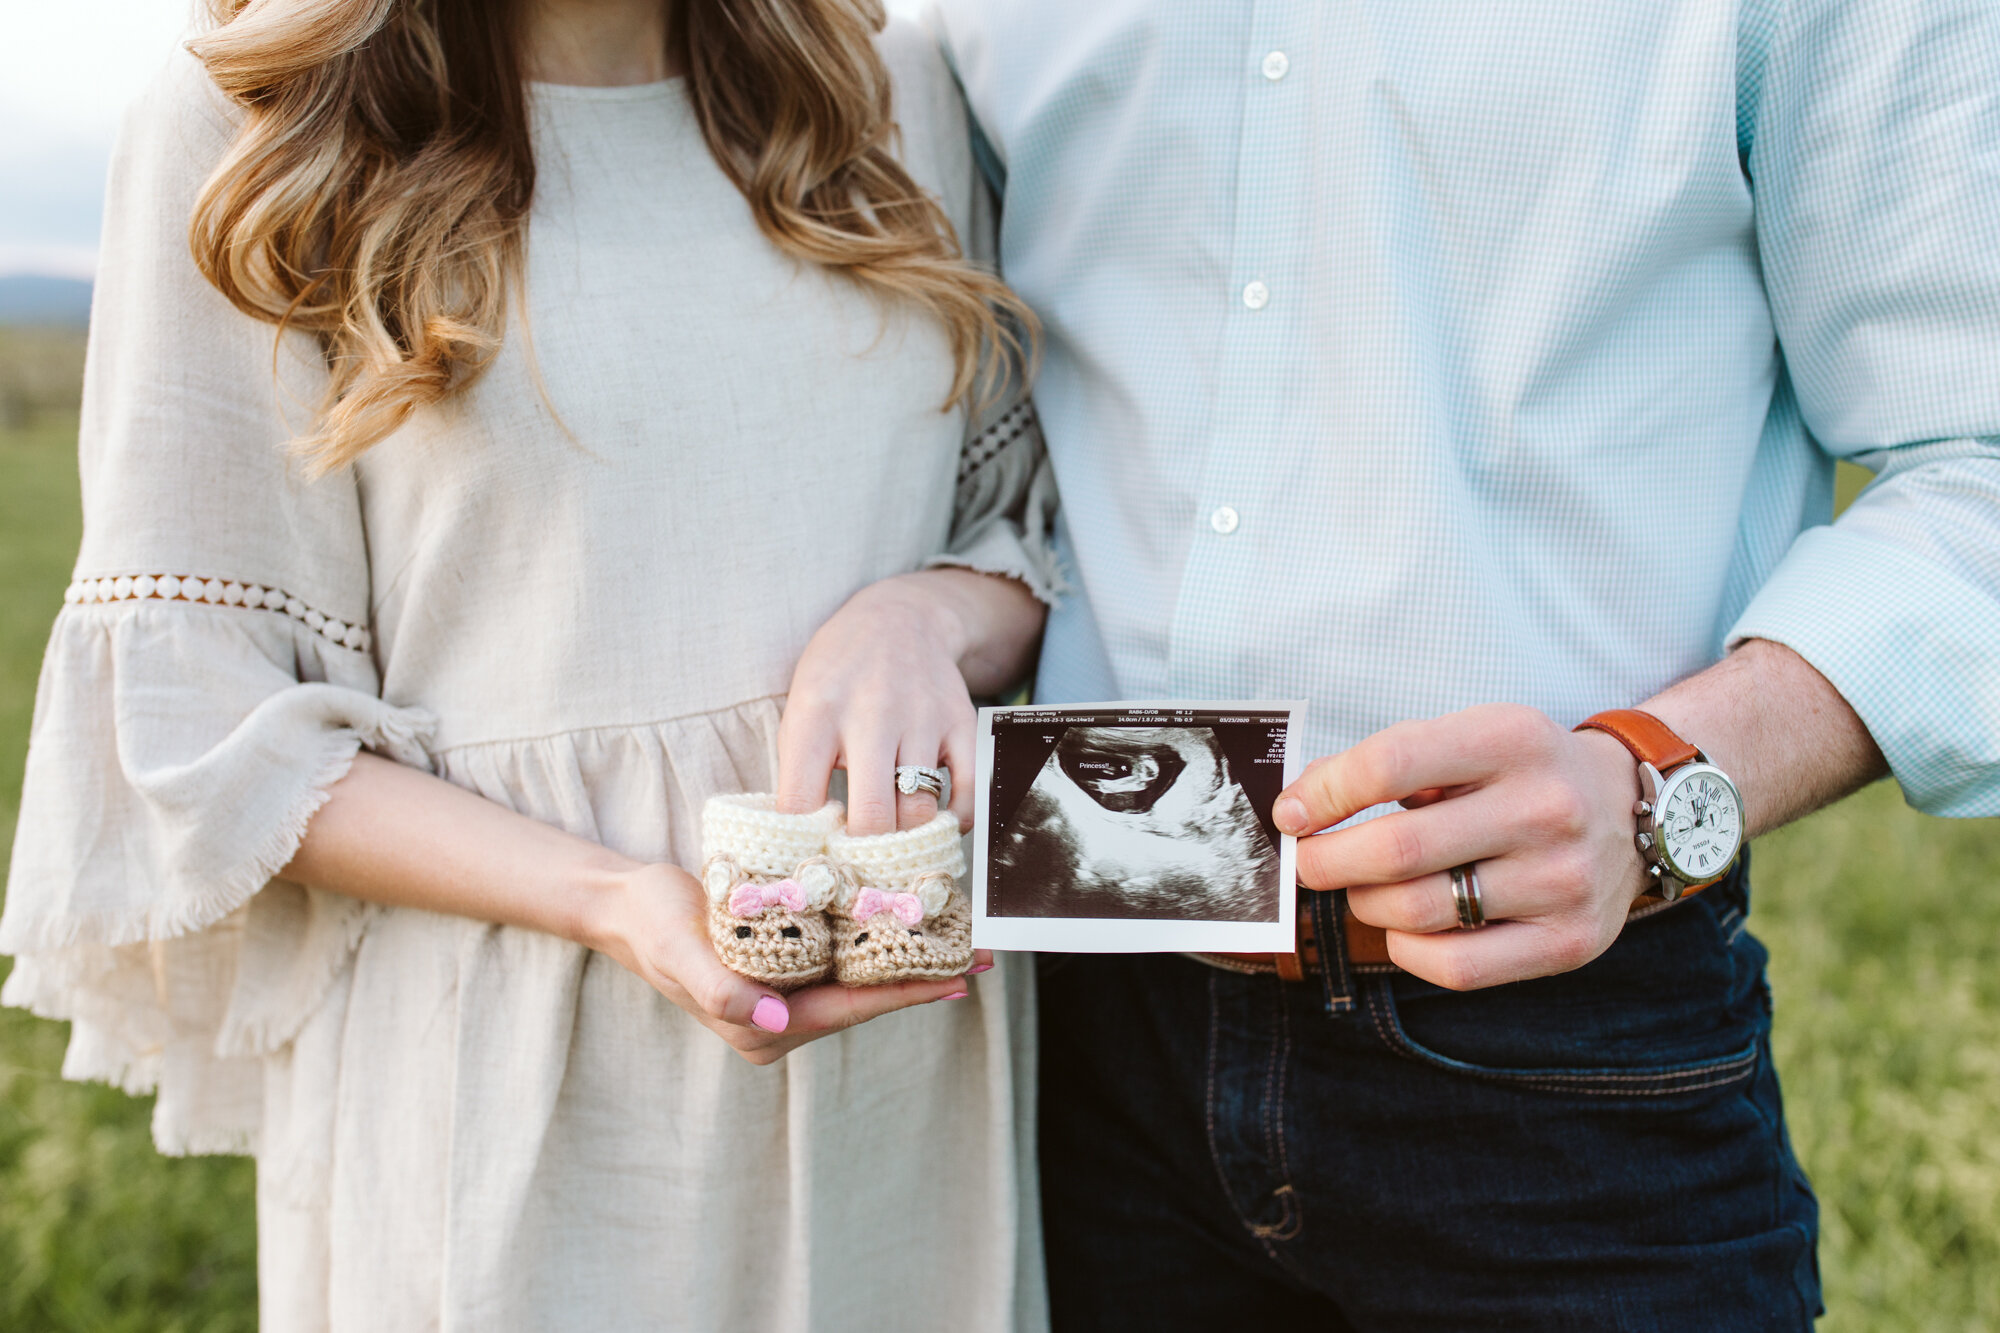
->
[1574,708,1743,902]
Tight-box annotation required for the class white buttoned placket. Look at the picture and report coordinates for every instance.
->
[1167,4,1314,698]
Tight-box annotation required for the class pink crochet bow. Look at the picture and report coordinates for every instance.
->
[728,879,807,918]
[851,888,925,926]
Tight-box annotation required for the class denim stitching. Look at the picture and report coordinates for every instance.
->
[1246,1185,1303,1242]
[1251,983,1304,1242]
[1364,981,1401,1053]
[1237,979,1302,1242]
[1203,972,1274,1248]
[1318,890,1356,1013]
[1365,989,1758,1081]
[1260,982,1284,1168]
[1364,985,1760,1096]
[1458,1052,1761,1084]
[1273,981,1296,1185]
[1202,971,1225,1191]
[1742,1040,1819,1326]
[1204,975,1307,1256]
[1500,1066,1761,1096]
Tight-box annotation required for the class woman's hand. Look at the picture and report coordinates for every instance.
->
[588,862,991,1064]
[776,568,1045,834]
[286,753,991,1067]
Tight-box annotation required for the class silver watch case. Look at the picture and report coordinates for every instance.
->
[1632,760,1743,900]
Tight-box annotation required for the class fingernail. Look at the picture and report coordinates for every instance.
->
[939,990,969,1001]
[1275,796,1307,834]
[752,996,790,1033]
[967,963,994,974]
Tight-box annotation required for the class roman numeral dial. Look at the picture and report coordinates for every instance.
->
[1658,768,1742,883]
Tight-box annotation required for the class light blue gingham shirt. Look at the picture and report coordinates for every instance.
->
[932,0,2000,817]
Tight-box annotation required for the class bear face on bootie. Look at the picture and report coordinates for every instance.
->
[825,812,974,986]
[700,794,844,992]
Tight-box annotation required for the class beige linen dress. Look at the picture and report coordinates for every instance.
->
[0,23,1057,1332]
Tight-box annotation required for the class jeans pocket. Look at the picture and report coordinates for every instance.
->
[1364,982,1762,1097]
[1362,887,1768,1099]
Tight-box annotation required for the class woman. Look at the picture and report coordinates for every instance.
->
[0,0,1057,1327]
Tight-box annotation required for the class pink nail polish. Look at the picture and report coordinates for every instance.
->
[752,996,790,1033]
[967,963,994,975]
[939,990,969,1001]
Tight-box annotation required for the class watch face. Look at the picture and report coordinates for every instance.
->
[1656,765,1743,883]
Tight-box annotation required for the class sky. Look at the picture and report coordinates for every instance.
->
[0,0,201,278]
[0,0,926,282]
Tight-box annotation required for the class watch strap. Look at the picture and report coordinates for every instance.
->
[1577,708,1728,903]
[1573,708,1700,772]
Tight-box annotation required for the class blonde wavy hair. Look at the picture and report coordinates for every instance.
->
[188,0,1032,472]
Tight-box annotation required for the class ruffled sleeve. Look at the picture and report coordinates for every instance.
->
[0,54,433,1154]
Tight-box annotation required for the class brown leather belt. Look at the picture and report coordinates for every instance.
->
[1214,902,1390,981]
[1219,881,1712,982]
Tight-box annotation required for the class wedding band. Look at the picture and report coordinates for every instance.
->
[1449,863,1486,930]
[895,765,947,800]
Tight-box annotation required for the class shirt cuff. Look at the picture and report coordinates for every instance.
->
[1727,523,2000,817]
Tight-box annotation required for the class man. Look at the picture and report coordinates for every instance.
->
[933,0,2000,1326]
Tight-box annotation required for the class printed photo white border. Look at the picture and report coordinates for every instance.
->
[971,700,1304,954]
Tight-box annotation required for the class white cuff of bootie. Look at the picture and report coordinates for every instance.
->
[827,812,965,914]
[700,794,842,878]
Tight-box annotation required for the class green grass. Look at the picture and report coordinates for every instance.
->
[0,342,1994,1327]
[0,328,86,431]
[0,408,257,1332]
[1760,784,2000,1329]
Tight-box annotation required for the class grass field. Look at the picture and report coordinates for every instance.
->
[0,407,258,1332]
[1,342,1996,1328]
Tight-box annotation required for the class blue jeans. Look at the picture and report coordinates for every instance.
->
[1038,854,1822,1330]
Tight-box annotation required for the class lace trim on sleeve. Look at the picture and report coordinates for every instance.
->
[958,400,1037,487]
[65,575,373,652]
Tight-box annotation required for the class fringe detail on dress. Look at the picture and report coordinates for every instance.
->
[159,1125,258,1158]
[212,896,376,1060]
[0,706,429,956]
[925,548,1071,607]
[0,704,434,1158]
[0,981,168,1097]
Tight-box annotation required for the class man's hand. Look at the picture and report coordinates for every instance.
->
[1274,704,1648,990]
[1273,639,1887,991]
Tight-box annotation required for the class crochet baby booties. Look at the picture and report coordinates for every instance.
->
[700,794,844,992]
[826,812,974,986]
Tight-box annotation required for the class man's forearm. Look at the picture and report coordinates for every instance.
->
[1643,637,1888,838]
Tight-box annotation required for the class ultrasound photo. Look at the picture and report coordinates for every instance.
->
[972,703,1302,954]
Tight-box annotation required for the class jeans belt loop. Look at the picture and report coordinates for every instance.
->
[1314,889,1357,1015]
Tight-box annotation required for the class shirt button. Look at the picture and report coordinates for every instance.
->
[1210,505,1241,535]
[1261,50,1290,81]
[1241,280,1270,309]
